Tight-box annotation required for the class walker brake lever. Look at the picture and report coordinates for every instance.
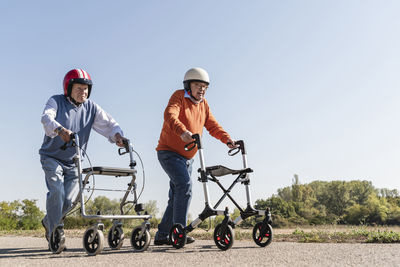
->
[228,146,240,156]
[60,133,76,150]
[118,148,127,155]
[184,140,197,151]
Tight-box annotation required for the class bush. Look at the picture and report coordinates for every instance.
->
[0,201,20,230]
[270,214,290,228]
[366,230,400,243]
[0,199,44,230]
[18,199,44,230]
[344,204,369,225]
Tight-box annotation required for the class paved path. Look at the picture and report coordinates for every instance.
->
[0,236,399,266]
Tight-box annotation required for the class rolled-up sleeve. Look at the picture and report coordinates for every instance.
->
[92,103,123,143]
[41,97,62,138]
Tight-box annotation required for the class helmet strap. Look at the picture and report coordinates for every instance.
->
[184,81,202,102]
[190,94,200,102]
[67,95,82,106]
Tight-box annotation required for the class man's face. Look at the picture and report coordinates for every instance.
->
[70,83,89,103]
[190,81,208,101]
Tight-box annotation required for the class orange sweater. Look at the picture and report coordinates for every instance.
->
[156,90,231,159]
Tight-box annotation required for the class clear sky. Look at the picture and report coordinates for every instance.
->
[1,0,399,218]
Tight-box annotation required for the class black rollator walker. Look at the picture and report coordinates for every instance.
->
[169,134,273,251]
[49,133,152,255]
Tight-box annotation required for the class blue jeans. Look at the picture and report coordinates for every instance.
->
[40,156,79,239]
[155,150,194,240]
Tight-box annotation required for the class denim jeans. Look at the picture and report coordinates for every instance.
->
[155,150,194,240]
[40,156,79,239]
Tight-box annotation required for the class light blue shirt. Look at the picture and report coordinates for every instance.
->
[40,94,123,163]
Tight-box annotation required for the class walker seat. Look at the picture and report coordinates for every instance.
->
[204,165,253,177]
[82,166,135,176]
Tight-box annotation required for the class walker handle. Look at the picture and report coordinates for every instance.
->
[228,140,245,156]
[60,133,76,150]
[118,139,131,155]
[184,133,202,151]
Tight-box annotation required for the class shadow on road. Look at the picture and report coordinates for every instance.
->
[0,243,259,259]
[150,243,257,253]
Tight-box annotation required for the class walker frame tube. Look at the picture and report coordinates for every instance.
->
[188,136,268,228]
[72,133,151,220]
[185,134,227,231]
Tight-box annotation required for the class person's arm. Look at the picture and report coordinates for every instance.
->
[164,91,193,142]
[92,103,125,146]
[41,97,62,138]
[204,105,236,148]
[41,97,73,142]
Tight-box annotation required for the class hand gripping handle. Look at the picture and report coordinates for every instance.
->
[60,133,76,150]
[118,139,131,155]
[227,140,246,156]
[184,133,202,151]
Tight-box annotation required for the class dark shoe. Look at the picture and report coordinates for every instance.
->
[186,236,195,244]
[154,238,171,246]
[41,219,49,242]
[47,244,67,251]
[49,226,66,254]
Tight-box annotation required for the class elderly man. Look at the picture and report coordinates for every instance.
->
[39,68,127,253]
[154,67,236,245]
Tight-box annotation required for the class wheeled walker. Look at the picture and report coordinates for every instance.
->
[49,133,152,255]
[169,134,273,251]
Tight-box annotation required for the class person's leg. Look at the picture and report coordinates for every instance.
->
[155,151,176,241]
[158,151,193,228]
[155,180,175,240]
[41,156,65,240]
[173,157,193,225]
[61,163,79,220]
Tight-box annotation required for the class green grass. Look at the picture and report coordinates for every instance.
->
[365,230,400,243]
[289,229,366,243]
[287,226,400,243]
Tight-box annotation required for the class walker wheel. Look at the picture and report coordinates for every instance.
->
[214,223,234,251]
[83,227,104,256]
[252,222,273,247]
[49,227,66,254]
[130,226,151,252]
[169,224,186,249]
[108,225,124,250]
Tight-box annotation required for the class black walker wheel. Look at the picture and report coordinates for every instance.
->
[169,224,186,249]
[107,225,124,250]
[130,226,151,252]
[252,222,273,247]
[83,227,104,256]
[49,227,66,254]
[213,223,234,251]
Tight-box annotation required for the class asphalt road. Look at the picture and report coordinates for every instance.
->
[0,236,399,266]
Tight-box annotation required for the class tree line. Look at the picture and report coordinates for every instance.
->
[1,178,399,230]
[254,176,400,227]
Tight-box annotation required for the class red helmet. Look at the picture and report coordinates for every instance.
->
[63,69,93,98]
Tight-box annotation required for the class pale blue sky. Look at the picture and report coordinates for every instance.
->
[1,1,399,217]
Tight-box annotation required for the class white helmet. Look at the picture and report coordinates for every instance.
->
[183,67,210,91]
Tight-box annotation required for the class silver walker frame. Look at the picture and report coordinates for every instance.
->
[169,134,272,250]
[54,133,153,255]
